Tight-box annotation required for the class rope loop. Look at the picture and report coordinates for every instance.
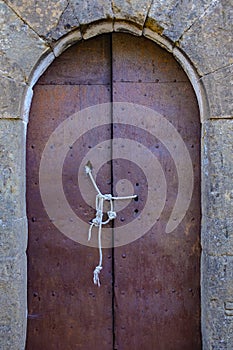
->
[85,163,137,286]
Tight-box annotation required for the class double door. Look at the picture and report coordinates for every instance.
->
[26,33,201,349]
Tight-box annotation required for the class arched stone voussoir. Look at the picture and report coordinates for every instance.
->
[111,0,152,28]
[82,20,114,40]
[145,0,214,42]
[178,0,233,77]
[66,0,151,38]
[3,0,79,42]
[0,1,49,83]
[201,64,233,118]
[82,19,143,39]
[70,0,113,26]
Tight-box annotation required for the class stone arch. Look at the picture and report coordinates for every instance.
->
[22,21,208,123]
[0,1,232,349]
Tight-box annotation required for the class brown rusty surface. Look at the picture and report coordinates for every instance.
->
[39,34,111,85]
[27,32,201,349]
[26,35,113,350]
[112,33,201,349]
[112,33,187,84]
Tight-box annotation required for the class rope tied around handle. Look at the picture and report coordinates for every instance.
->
[85,163,137,286]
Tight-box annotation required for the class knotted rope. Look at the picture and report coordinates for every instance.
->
[85,163,137,287]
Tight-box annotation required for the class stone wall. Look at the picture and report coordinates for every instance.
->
[0,0,232,348]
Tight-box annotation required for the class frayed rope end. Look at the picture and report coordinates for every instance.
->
[93,265,102,287]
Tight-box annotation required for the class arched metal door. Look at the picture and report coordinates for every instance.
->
[26,33,201,349]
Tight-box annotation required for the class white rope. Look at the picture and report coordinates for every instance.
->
[85,163,137,286]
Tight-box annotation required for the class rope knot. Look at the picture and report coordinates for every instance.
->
[103,194,112,201]
[92,217,101,226]
[107,211,117,220]
[85,162,137,287]
[85,165,91,174]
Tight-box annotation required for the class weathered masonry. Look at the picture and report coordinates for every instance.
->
[0,1,232,349]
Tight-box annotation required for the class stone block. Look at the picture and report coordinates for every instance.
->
[53,30,82,57]
[0,254,26,281]
[70,0,113,25]
[202,120,233,220]
[0,76,26,119]
[0,51,25,83]
[0,254,27,350]
[179,0,233,76]
[202,216,233,257]
[83,21,113,40]
[0,217,27,258]
[112,0,152,27]
[201,64,233,118]
[113,21,141,35]
[146,0,213,42]
[202,254,233,297]
[45,3,80,41]
[0,1,49,81]
[202,253,233,349]
[3,0,76,40]
[0,120,26,221]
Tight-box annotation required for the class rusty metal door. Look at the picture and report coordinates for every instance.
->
[26,33,201,349]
